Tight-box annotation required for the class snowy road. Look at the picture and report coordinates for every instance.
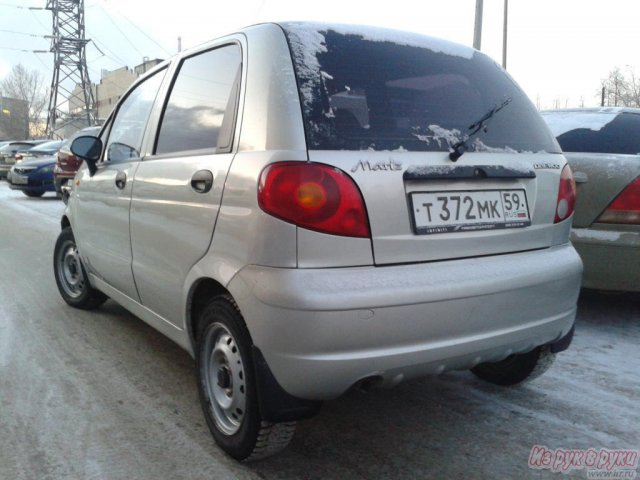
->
[0,184,638,479]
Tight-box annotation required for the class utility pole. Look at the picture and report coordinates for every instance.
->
[45,0,95,139]
[473,0,483,50]
[502,0,508,69]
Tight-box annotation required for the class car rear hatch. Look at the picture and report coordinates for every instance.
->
[283,23,567,265]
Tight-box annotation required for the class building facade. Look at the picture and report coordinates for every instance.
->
[0,96,29,140]
[69,58,164,123]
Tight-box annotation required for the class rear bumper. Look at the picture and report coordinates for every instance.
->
[229,244,583,400]
[571,226,640,292]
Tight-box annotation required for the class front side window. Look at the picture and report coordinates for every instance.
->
[105,69,166,163]
[155,44,242,155]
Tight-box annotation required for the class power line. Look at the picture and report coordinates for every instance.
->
[0,2,44,9]
[0,28,48,38]
[29,7,50,31]
[89,35,130,67]
[96,2,170,55]
[32,51,53,73]
[0,46,38,52]
[94,3,143,57]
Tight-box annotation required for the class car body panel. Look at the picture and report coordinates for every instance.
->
[130,153,235,327]
[562,152,640,228]
[72,161,142,301]
[308,150,571,265]
[571,225,640,290]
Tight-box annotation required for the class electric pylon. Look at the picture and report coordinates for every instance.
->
[45,0,95,139]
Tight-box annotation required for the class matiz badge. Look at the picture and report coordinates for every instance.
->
[351,160,402,173]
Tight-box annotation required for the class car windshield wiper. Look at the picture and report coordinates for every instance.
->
[449,97,512,162]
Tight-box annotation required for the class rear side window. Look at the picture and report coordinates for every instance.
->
[155,44,242,155]
[283,24,559,154]
[542,111,640,155]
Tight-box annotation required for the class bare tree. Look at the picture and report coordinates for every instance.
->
[599,67,640,108]
[625,69,640,107]
[0,64,48,137]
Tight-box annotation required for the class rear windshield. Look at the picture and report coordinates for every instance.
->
[542,111,640,155]
[282,24,559,153]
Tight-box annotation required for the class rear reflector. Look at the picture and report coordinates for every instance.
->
[554,164,576,223]
[258,162,370,238]
[597,176,640,224]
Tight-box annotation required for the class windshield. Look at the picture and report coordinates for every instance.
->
[27,140,63,152]
[283,24,560,154]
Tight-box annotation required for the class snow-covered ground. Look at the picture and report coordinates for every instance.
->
[0,184,638,479]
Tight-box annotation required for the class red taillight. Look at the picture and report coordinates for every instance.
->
[597,176,640,224]
[258,162,370,238]
[554,164,576,223]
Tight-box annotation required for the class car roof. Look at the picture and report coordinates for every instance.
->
[541,106,640,115]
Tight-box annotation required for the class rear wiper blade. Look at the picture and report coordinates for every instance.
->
[449,97,512,162]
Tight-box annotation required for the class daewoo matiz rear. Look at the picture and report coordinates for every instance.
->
[54,22,582,461]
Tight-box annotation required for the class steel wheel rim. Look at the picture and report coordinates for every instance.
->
[57,240,86,299]
[203,322,246,435]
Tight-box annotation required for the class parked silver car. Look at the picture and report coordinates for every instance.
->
[54,22,582,460]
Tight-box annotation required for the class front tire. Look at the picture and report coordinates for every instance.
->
[23,190,45,197]
[196,295,296,461]
[53,227,107,309]
[471,346,556,386]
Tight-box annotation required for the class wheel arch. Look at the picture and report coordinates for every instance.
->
[61,215,71,230]
[186,277,229,353]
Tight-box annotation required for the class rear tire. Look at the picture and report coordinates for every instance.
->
[23,190,45,197]
[196,295,296,461]
[53,227,107,310]
[471,346,556,386]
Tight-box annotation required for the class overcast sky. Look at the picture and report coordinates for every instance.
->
[1,0,639,109]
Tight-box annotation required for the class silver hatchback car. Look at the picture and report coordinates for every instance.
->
[54,22,582,460]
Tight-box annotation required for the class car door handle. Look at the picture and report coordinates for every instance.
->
[115,171,127,189]
[573,171,588,183]
[191,170,214,193]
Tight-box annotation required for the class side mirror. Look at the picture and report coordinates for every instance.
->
[71,136,102,177]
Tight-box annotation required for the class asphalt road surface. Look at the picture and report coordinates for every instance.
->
[1,185,638,480]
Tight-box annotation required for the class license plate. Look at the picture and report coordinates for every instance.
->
[410,189,531,234]
[12,175,28,185]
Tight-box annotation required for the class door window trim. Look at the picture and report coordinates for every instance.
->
[149,41,244,159]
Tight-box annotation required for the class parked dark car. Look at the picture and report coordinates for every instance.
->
[0,140,47,179]
[14,140,64,163]
[54,127,101,195]
[7,156,57,197]
[541,107,640,292]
